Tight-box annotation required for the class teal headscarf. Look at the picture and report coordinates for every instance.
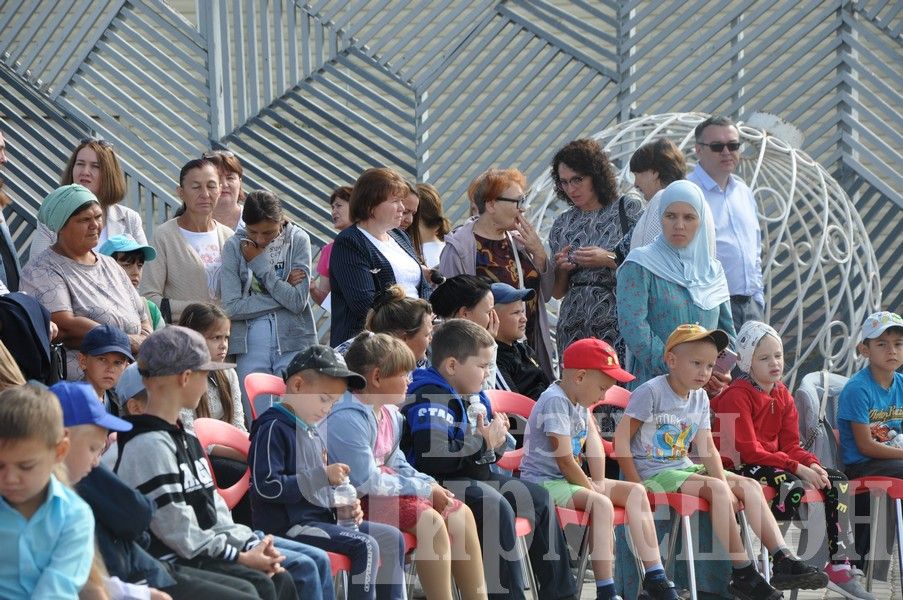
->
[622,180,730,311]
[37,184,99,233]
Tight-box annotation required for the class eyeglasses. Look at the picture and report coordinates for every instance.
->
[80,137,113,149]
[557,175,586,190]
[202,149,236,159]
[494,195,526,208]
[698,141,741,153]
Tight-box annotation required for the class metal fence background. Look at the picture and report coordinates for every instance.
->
[1,0,900,310]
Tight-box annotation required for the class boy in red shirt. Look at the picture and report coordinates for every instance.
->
[712,320,871,600]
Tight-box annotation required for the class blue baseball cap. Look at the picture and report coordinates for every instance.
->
[99,234,157,261]
[80,324,134,362]
[490,282,535,305]
[50,381,132,431]
[115,363,145,402]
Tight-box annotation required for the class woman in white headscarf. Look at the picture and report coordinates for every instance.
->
[616,179,736,386]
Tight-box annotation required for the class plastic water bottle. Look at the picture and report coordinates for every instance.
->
[466,396,495,465]
[333,477,358,530]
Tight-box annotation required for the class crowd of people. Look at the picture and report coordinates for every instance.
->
[0,116,899,600]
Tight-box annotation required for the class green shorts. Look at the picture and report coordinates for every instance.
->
[540,479,586,505]
[643,464,707,493]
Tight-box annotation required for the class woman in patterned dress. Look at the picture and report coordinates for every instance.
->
[438,168,556,379]
[549,139,643,360]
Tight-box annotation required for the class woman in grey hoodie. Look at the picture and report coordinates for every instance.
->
[221,190,317,416]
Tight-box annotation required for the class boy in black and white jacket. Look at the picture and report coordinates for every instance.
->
[114,325,332,600]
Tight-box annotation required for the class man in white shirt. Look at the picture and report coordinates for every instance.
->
[687,116,764,331]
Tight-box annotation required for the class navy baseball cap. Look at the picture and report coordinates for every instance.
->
[80,324,134,362]
[490,282,535,305]
[50,381,132,431]
[99,234,157,261]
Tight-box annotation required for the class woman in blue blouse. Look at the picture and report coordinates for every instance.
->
[616,179,736,388]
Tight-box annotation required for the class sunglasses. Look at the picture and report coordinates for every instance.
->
[202,149,236,159]
[80,137,113,149]
[494,195,526,208]
[698,141,741,153]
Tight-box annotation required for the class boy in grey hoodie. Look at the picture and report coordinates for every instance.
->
[113,326,332,600]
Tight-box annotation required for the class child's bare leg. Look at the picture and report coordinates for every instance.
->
[570,487,615,581]
[725,472,783,551]
[601,479,662,567]
[676,473,748,565]
[445,504,487,600]
[408,508,453,600]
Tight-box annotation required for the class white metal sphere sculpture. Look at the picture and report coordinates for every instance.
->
[528,112,881,387]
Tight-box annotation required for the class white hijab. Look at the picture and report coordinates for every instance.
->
[623,180,730,311]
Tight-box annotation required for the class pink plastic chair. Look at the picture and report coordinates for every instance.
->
[244,372,286,420]
[192,418,250,510]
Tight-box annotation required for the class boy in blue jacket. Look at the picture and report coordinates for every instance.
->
[250,345,406,600]
[400,319,578,600]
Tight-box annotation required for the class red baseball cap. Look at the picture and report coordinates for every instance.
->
[561,338,635,383]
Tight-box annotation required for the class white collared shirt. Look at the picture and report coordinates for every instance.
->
[687,164,764,306]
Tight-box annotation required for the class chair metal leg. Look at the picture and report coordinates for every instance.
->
[664,512,681,577]
[332,571,349,600]
[573,526,590,597]
[405,553,417,600]
[737,510,759,567]
[866,494,882,592]
[760,544,770,583]
[623,525,646,588]
[519,535,540,600]
[682,515,697,600]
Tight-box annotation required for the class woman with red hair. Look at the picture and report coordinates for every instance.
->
[438,168,555,379]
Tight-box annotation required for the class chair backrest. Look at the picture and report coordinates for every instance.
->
[485,389,536,419]
[794,371,848,470]
[193,417,251,509]
[590,385,632,440]
[244,372,286,420]
[485,389,535,472]
[602,384,631,409]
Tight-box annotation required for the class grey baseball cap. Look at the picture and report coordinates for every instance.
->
[137,325,236,377]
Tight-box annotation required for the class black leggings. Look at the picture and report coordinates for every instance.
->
[735,464,851,563]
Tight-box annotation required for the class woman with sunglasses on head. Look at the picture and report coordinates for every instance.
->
[548,139,643,362]
[29,138,147,261]
[140,158,234,323]
[205,149,246,231]
[220,190,316,414]
[438,168,555,380]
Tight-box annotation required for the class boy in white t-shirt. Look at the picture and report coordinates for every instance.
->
[519,338,679,600]
[614,324,828,600]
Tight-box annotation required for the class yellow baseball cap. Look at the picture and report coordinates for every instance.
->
[664,323,730,357]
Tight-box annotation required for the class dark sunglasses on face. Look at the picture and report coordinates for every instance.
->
[698,141,742,153]
[80,137,113,149]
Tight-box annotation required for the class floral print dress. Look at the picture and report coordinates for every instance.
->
[548,196,642,359]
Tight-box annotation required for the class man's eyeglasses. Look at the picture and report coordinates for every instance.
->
[80,137,113,149]
[698,141,741,153]
[494,195,526,208]
[557,175,586,190]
